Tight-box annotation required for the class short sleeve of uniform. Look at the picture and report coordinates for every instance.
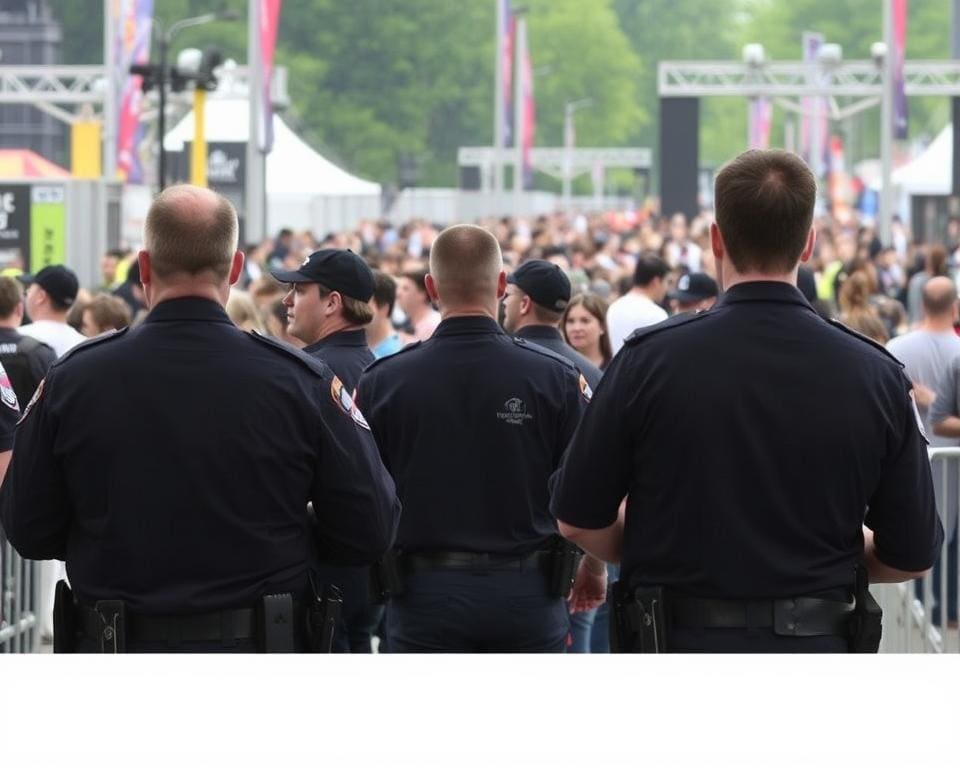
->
[930,356,960,427]
[865,372,944,571]
[550,351,633,529]
[0,361,20,450]
[310,376,400,566]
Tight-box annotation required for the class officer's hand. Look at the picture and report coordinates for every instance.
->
[567,556,607,614]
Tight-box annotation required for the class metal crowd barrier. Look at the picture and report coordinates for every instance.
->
[877,446,960,653]
[0,530,39,653]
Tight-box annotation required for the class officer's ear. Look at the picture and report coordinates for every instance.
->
[137,250,152,285]
[709,222,726,265]
[228,250,245,286]
[496,270,507,301]
[424,273,441,304]
[799,227,816,264]
[520,294,533,316]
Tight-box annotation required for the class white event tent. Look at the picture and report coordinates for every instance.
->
[164,98,382,234]
[892,123,953,197]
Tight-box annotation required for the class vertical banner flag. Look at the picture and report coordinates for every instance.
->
[892,0,909,140]
[748,99,773,149]
[115,0,153,183]
[258,0,283,153]
[800,31,827,171]
[500,0,515,147]
[827,135,852,222]
[519,21,535,189]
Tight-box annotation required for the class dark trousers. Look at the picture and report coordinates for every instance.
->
[387,567,569,653]
[668,628,849,653]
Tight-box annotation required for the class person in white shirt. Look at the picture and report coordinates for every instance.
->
[19,265,86,357]
[663,213,703,272]
[606,253,669,354]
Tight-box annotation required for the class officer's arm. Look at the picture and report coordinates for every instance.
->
[864,375,943,582]
[551,354,633,562]
[930,359,960,437]
[0,374,69,559]
[310,379,400,566]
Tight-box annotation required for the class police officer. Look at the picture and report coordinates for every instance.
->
[0,184,400,653]
[668,271,719,315]
[551,149,944,653]
[357,224,595,652]
[271,248,382,653]
[501,260,602,392]
[273,248,376,393]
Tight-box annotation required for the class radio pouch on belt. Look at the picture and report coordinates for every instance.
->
[848,565,882,653]
[547,536,582,598]
[369,550,404,603]
[93,599,127,653]
[306,572,343,653]
[609,581,669,653]
[258,593,296,653]
[53,579,77,653]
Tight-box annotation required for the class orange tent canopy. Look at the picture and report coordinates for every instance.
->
[0,149,70,179]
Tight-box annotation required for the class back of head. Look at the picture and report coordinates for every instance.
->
[372,270,397,314]
[927,244,948,277]
[922,275,957,318]
[0,276,23,319]
[633,251,668,287]
[144,184,238,282]
[714,149,816,275]
[429,224,503,306]
[84,293,133,332]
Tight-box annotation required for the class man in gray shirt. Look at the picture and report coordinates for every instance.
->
[898,277,960,624]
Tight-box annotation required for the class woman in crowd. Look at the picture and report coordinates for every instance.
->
[79,294,132,337]
[226,289,267,334]
[562,292,612,370]
[838,271,889,345]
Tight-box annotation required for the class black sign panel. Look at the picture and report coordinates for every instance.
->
[0,184,31,268]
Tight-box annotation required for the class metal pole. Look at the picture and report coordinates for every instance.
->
[880,0,894,247]
[246,0,266,241]
[493,0,504,198]
[954,0,960,58]
[102,0,117,180]
[562,102,572,212]
[157,36,167,191]
[513,16,525,215]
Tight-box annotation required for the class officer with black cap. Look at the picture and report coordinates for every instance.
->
[358,224,596,652]
[272,249,376,393]
[667,272,719,315]
[502,260,602,391]
[271,248,382,653]
[552,150,943,653]
[0,185,400,653]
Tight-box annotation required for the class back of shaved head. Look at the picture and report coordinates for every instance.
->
[429,224,503,307]
[144,184,238,281]
[922,275,958,318]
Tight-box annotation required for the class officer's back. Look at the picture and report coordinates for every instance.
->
[0,185,400,652]
[358,224,586,652]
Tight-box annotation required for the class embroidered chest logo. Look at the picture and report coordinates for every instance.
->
[497,397,533,426]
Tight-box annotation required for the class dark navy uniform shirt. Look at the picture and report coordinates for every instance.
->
[0,297,400,614]
[304,328,375,393]
[358,315,588,557]
[513,325,603,391]
[552,281,943,598]
[0,360,20,450]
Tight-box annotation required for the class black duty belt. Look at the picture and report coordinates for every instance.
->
[79,605,290,646]
[670,596,855,637]
[402,549,553,573]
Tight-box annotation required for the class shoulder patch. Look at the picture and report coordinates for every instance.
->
[248,330,331,378]
[17,377,43,425]
[579,373,593,403]
[363,340,422,374]
[827,319,904,366]
[330,375,371,431]
[0,368,18,411]
[623,310,710,348]
[511,336,577,371]
[51,327,129,368]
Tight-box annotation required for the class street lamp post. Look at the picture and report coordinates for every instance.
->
[562,98,593,212]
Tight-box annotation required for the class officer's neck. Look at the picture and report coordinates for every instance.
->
[146,281,228,308]
[720,270,797,292]
[307,316,363,344]
[439,303,498,321]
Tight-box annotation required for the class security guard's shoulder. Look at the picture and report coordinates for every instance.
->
[247,330,332,378]
[827,319,904,367]
[511,335,577,371]
[363,340,422,373]
[51,327,129,368]
[622,310,711,348]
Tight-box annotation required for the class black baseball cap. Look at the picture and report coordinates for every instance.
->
[270,248,374,302]
[670,272,718,304]
[19,265,80,307]
[507,260,571,312]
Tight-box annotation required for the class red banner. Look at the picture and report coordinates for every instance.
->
[519,22,535,189]
[500,0,515,147]
[892,0,909,140]
[258,0,282,153]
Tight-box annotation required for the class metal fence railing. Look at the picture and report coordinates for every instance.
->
[0,531,39,653]
[878,446,960,653]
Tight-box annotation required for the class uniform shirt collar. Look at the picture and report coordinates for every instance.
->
[714,280,815,312]
[144,297,233,324]
[304,328,368,354]
[514,325,563,342]
[433,315,504,337]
